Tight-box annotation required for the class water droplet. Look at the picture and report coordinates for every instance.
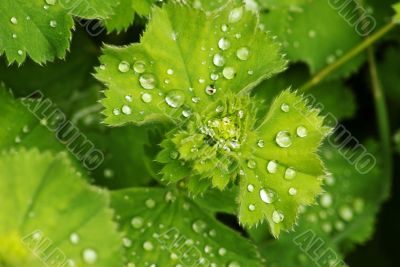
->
[192,220,207,233]
[247,160,256,169]
[275,131,292,148]
[145,198,156,208]
[205,85,217,95]
[125,95,132,102]
[141,93,152,103]
[10,17,18,24]
[335,221,345,231]
[118,61,130,73]
[192,96,200,103]
[229,7,244,23]
[182,109,191,118]
[46,0,57,5]
[70,233,79,244]
[322,222,332,233]
[18,50,23,56]
[221,24,228,32]
[169,150,179,160]
[165,90,185,108]
[308,30,316,38]
[131,217,144,229]
[49,20,57,28]
[213,54,225,67]
[257,139,265,148]
[280,103,290,112]
[339,205,353,221]
[210,73,219,81]
[123,237,132,247]
[218,247,226,256]
[248,69,254,75]
[353,198,364,213]
[222,67,236,79]
[82,249,97,264]
[143,241,154,251]
[113,108,120,116]
[167,68,174,75]
[139,74,156,89]
[248,204,256,211]
[247,184,254,192]
[236,47,250,61]
[284,167,296,180]
[218,38,231,50]
[272,210,284,223]
[12,33,17,39]
[296,126,308,137]
[320,193,332,208]
[259,188,277,204]
[133,61,146,73]
[288,187,297,196]
[267,161,278,174]
[228,261,241,267]
[121,105,132,115]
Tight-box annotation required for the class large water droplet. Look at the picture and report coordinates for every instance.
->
[213,54,225,67]
[296,126,308,137]
[205,85,217,95]
[118,61,130,73]
[10,17,18,24]
[218,247,227,256]
[247,184,254,192]
[272,210,284,223]
[267,160,278,174]
[82,249,97,264]
[259,188,277,204]
[284,167,296,180]
[165,90,185,108]
[218,38,231,50]
[192,220,207,233]
[275,131,292,148]
[141,93,152,103]
[143,241,154,251]
[222,67,236,79]
[229,7,244,23]
[320,193,332,208]
[133,61,146,73]
[236,47,250,61]
[139,74,156,89]
[131,217,144,229]
[122,105,132,115]
[339,205,353,221]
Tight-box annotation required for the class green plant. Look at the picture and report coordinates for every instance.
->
[0,0,399,266]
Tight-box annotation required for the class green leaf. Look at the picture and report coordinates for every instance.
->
[0,149,123,267]
[0,1,115,64]
[238,90,331,236]
[260,141,388,266]
[111,187,264,266]
[257,0,366,78]
[394,2,400,22]
[95,1,286,126]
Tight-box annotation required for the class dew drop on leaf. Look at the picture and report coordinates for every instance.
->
[288,187,298,196]
[205,85,217,95]
[131,216,144,229]
[133,61,146,73]
[222,67,236,79]
[275,131,292,148]
[10,17,18,24]
[248,204,256,211]
[50,20,57,28]
[165,90,185,108]
[192,219,207,234]
[259,188,277,204]
[272,210,285,223]
[339,205,353,221]
[118,61,130,73]
[236,47,250,61]
[145,198,156,208]
[82,249,97,264]
[218,247,227,256]
[213,54,225,67]
[228,7,244,23]
[70,233,79,244]
[218,38,231,50]
[121,105,132,115]
[45,0,57,5]
[267,160,278,174]
[139,74,157,89]
[141,93,152,103]
[284,167,296,180]
[280,103,290,112]
[228,261,241,267]
[247,184,254,192]
[257,139,265,148]
[320,193,333,207]
[296,126,308,137]
[113,108,121,116]
[143,241,154,251]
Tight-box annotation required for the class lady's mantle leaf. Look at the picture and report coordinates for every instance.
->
[0,149,123,267]
[111,187,264,266]
[0,0,116,64]
[95,1,287,126]
[261,141,388,267]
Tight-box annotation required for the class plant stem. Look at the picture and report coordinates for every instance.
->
[299,21,396,92]
[367,48,393,182]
